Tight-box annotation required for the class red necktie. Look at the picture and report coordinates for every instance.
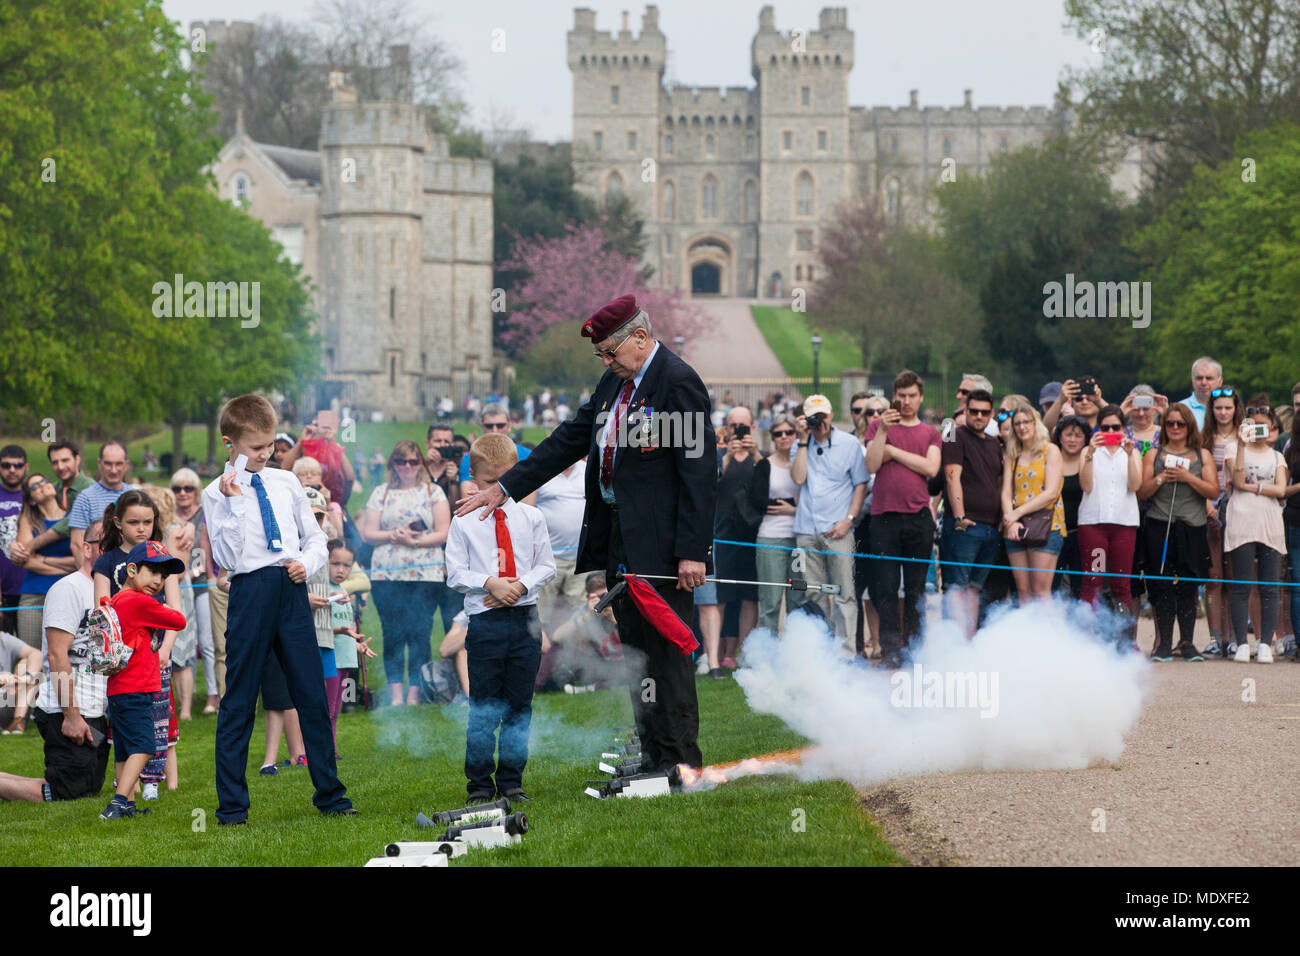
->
[493,508,516,577]
[601,380,635,489]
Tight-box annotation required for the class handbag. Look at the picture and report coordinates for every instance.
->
[1016,509,1053,548]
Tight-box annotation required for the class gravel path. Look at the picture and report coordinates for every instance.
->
[861,615,1300,866]
[681,297,788,378]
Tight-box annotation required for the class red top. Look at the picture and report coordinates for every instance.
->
[106,588,187,696]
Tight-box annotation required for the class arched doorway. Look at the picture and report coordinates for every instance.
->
[691,262,720,295]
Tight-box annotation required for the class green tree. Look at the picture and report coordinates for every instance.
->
[1134,122,1300,397]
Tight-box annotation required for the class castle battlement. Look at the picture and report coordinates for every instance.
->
[568,6,666,69]
[664,85,757,112]
[320,97,429,150]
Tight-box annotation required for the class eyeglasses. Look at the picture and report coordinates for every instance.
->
[392,458,423,466]
[171,485,197,493]
[593,335,636,361]
[995,410,1013,422]
[481,422,510,432]
[771,429,795,438]
[0,461,25,470]
[1097,424,1122,432]
[1246,406,1271,417]
[1210,387,1234,398]
[966,407,992,417]
[1164,419,1187,429]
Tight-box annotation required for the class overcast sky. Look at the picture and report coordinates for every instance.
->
[161,0,1099,142]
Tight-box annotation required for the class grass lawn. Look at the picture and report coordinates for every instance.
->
[0,644,903,865]
[750,305,863,379]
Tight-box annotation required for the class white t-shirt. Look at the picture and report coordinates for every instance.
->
[758,459,798,539]
[36,570,106,718]
[535,460,587,563]
[1222,443,1287,554]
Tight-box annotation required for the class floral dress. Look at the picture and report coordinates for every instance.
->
[1013,447,1067,536]
[365,482,447,582]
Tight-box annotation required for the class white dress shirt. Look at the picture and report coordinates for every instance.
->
[202,466,328,580]
[445,500,557,616]
[1077,448,1140,527]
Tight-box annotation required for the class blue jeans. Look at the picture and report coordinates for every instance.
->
[941,516,1001,590]
[371,580,438,685]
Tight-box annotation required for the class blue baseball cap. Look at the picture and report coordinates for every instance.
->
[126,540,186,576]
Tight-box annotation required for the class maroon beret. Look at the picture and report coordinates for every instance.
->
[581,294,641,340]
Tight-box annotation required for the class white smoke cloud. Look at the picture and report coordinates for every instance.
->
[732,603,1150,788]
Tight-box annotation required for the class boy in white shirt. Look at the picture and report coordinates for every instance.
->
[445,434,555,803]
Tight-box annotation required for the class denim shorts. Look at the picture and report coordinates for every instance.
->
[942,517,1002,589]
[1005,528,1065,556]
[693,580,719,606]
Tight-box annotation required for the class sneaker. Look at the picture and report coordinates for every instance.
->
[1233,643,1251,662]
[217,816,248,826]
[1202,639,1223,658]
[1226,641,1239,658]
[99,797,133,820]
[258,764,279,777]
[1179,643,1204,662]
[466,791,495,805]
[281,755,308,768]
[1257,642,1274,664]
[500,788,532,802]
[127,801,150,816]
[709,667,728,680]
[695,656,709,676]
[320,805,358,816]
[721,657,737,669]
[1150,651,1174,662]
[141,783,159,801]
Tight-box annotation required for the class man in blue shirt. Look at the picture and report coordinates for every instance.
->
[458,404,531,483]
[66,441,137,557]
[1179,356,1222,430]
[791,395,869,654]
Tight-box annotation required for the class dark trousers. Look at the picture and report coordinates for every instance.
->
[465,605,542,796]
[216,566,350,822]
[372,580,437,686]
[608,509,702,771]
[869,509,935,657]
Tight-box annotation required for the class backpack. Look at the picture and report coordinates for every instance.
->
[85,598,132,677]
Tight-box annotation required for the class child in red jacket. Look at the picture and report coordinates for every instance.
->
[100,542,187,820]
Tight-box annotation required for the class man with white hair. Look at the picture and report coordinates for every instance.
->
[1181,356,1223,430]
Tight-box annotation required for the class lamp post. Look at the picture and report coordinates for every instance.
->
[810,334,822,396]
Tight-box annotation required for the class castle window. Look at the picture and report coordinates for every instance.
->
[796,230,813,251]
[594,131,603,151]
[705,134,714,156]
[942,137,951,156]
[232,174,249,206]
[611,85,620,105]
[834,54,842,65]
[389,287,396,320]
[746,115,755,129]
[326,348,335,371]
[628,130,637,151]
[801,87,810,106]
[783,131,792,151]
[389,355,397,388]
[663,181,675,220]
[706,116,714,128]
[701,175,718,218]
[817,130,827,150]
[886,178,901,216]
[665,116,674,128]
[692,116,700,126]
[733,114,742,126]
[665,233,673,253]
[795,265,803,280]
[890,135,898,154]
[770,55,777,66]
[719,116,727,127]
[745,135,754,155]
[680,115,687,126]
[796,172,814,216]
[665,134,673,154]
[605,170,625,202]
[1000,136,1008,150]
[744,180,757,220]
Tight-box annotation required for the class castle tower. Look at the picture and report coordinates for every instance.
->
[751,6,853,295]
[318,79,430,417]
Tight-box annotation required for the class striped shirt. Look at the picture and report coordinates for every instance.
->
[66,481,137,530]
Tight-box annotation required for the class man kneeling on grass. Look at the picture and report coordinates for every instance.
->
[100,542,187,820]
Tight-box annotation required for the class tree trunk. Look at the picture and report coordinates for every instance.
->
[206,404,219,467]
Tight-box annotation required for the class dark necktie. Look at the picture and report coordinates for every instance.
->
[250,474,283,552]
[493,508,516,576]
[601,380,635,489]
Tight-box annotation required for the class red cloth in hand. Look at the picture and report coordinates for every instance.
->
[622,574,699,656]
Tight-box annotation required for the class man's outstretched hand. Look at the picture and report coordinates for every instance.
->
[455,482,507,519]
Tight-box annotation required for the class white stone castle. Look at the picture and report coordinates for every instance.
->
[568,5,1149,298]
[200,21,494,420]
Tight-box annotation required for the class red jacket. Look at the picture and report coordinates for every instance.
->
[106,588,187,696]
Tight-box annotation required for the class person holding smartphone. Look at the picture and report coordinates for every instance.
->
[361,440,451,706]
[1222,396,1289,663]
[1078,405,1142,628]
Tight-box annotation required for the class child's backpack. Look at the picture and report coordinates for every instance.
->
[85,597,132,677]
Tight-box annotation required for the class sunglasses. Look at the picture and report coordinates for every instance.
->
[1246,406,1271,417]
[481,422,510,431]
[956,388,971,396]
[771,429,795,438]
[0,461,25,469]
[27,477,48,489]
[850,405,867,415]
[1164,419,1187,428]
[171,485,197,493]
[1097,424,1122,432]
[995,410,1013,422]
[84,539,101,545]
[1210,387,1234,398]
[392,458,423,466]
[966,407,992,417]
[860,408,883,417]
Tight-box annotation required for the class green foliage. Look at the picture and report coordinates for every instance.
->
[513,323,601,395]
[750,305,862,379]
[1134,122,1300,397]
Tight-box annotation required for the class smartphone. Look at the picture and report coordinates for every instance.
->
[408,518,428,532]
[732,423,750,440]
[86,723,106,748]
[1131,395,1155,409]
[890,400,902,413]
[1164,454,1190,470]
[1101,432,1123,446]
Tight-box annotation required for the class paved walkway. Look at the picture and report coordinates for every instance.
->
[681,297,787,378]
[861,616,1300,866]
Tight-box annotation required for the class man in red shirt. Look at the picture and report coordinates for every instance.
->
[100,541,187,819]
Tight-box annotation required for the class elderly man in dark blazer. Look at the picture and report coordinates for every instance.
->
[456,294,716,771]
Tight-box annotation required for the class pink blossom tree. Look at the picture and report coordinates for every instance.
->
[497,221,705,356]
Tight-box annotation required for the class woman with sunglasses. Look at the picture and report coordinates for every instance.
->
[1137,403,1219,661]
[362,439,452,706]
[14,474,76,661]
[1001,402,1066,603]
[1077,405,1142,627]
[1198,386,1244,656]
[1119,385,1166,455]
[1052,415,1090,599]
[1221,396,1289,663]
[747,413,802,638]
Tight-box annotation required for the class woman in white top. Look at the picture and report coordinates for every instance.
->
[1077,404,1142,614]
[746,413,800,633]
[1223,395,1289,663]
[362,439,452,705]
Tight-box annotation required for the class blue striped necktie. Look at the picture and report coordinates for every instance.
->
[250,473,283,551]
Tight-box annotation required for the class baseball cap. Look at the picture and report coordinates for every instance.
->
[126,540,186,576]
[1039,382,1063,407]
[803,394,834,419]
[304,486,328,514]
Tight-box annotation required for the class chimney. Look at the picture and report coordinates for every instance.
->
[909,89,918,109]
[963,88,973,108]
[759,5,775,31]
[621,10,629,33]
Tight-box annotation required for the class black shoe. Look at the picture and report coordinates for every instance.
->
[466,791,495,805]
[1179,643,1204,662]
[1151,647,1174,662]
[100,798,133,820]
[217,816,248,827]
[320,805,358,816]
[500,788,532,802]
[258,764,279,776]
[709,667,727,680]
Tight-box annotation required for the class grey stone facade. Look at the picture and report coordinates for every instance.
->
[568,5,1149,298]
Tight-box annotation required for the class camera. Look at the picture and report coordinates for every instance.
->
[732,423,750,440]
[808,413,828,430]
[442,445,465,465]
[1248,422,1270,440]
[1077,378,1097,397]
